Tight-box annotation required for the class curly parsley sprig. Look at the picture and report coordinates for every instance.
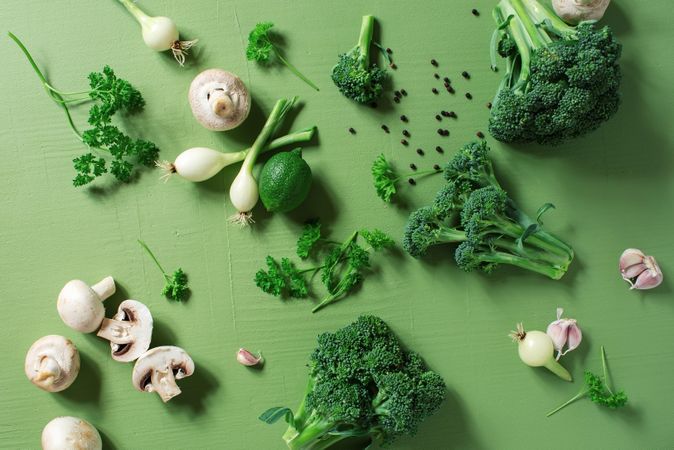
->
[547,346,628,417]
[254,221,394,313]
[138,240,189,302]
[372,153,441,203]
[9,32,159,186]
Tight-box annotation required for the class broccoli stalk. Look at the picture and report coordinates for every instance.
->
[489,0,622,144]
[260,316,446,450]
[331,15,389,104]
[403,141,574,280]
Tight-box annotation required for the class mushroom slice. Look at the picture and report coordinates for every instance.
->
[96,299,153,362]
[41,416,102,450]
[188,69,251,131]
[25,335,80,392]
[57,276,116,333]
[132,346,195,403]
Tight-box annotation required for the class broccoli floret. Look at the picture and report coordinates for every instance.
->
[331,15,388,104]
[489,0,622,144]
[259,315,446,449]
[403,141,575,279]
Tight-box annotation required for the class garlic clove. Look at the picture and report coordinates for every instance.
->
[566,322,582,353]
[621,262,647,280]
[631,258,663,290]
[619,248,645,271]
[546,320,570,353]
[237,348,263,367]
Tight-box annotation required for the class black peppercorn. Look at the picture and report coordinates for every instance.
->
[416,148,424,156]
[462,71,470,79]
[465,92,473,100]
[400,115,408,122]
[400,89,408,96]
[402,130,410,137]
[408,178,417,185]
[381,124,390,133]
[348,127,356,134]
[401,139,409,146]
[436,146,444,154]
[431,59,438,67]
[432,88,439,94]
[410,163,417,171]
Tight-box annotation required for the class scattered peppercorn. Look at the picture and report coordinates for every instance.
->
[416,148,424,156]
[441,111,450,117]
[442,129,450,136]
[436,146,444,154]
[465,92,473,100]
[433,164,441,171]
[432,88,439,94]
[400,115,408,122]
[444,82,450,88]
[381,124,390,133]
[409,163,417,171]
[386,48,392,54]
[394,97,400,103]
[437,129,444,136]
[435,114,442,121]
[400,89,408,96]
[408,178,416,185]
[395,90,402,97]
[348,127,356,134]
[476,131,485,139]
[472,9,479,16]
[443,77,450,83]
[462,71,470,79]
[401,139,409,146]
[431,59,438,67]
[447,86,455,94]
[402,130,410,137]
[390,63,397,69]
[434,73,440,79]
[487,102,492,109]
[449,111,457,118]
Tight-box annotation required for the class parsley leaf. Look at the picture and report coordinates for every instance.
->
[254,256,308,298]
[138,240,190,302]
[371,153,442,203]
[296,221,322,259]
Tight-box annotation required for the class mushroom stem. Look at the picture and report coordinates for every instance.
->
[91,276,116,301]
[149,368,182,402]
[97,318,135,344]
[209,90,236,118]
[34,357,61,384]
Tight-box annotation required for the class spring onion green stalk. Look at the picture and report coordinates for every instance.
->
[158,127,315,182]
[510,323,572,381]
[229,97,298,226]
[116,0,197,66]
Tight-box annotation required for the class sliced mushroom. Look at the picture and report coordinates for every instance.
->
[41,416,102,450]
[25,335,80,392]
[96,299,153,362]
[132,346,195,403]
[188,69,251,131]
[57,276,116,333]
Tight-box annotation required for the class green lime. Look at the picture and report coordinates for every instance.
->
[259,148,312,213]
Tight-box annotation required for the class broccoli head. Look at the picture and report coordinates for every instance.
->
[489,0,622,144]
[331,15,388,104]
[259,315,446,449]
[403,141,575,279]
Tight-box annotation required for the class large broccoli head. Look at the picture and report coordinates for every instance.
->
[489,0,622,145]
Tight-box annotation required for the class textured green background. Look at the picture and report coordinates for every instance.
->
[1,0,673,449]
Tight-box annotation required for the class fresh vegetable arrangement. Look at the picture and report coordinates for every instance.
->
[9,33,160,186]
[547,346,627,416]
[254,222,394,312]
[403,141,574,279]
[247,22,320,91]
[116,0,198,66]
[259,315,446,449]
[138,240,189,301]
[489,0,622,144]
[332,15,390,104]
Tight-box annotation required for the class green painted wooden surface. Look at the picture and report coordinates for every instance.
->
[1,0,673,448]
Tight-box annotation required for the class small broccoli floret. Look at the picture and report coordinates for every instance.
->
[489,0,622,144]
[259,315,446,449]
[331,15,388,104]
[403,141,575,279]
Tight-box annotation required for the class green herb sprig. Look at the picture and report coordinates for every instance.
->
[9,32,159,186]
[372,153,441,203]
[246,22,320,91]
[138,240,189,302]
[547,346,628,417]
[254,222,394,313]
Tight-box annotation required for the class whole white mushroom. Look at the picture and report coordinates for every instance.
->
[25,335,80,393]
[57,276,116,333]
[41,416,102,450]
[188,69,251,131]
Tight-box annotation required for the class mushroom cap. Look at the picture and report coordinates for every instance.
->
[96,299,153,363]
[25,335,80,393]
[132,346,195,395]
[552,0,611,24]
[57,280,105,333]
[41,416,102,450]
[188,69,251,131]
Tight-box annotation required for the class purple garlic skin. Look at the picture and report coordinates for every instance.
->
[552,0,611,24]
[620,248,663,290]
[237,348,263,367]
[546,308,582,361]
